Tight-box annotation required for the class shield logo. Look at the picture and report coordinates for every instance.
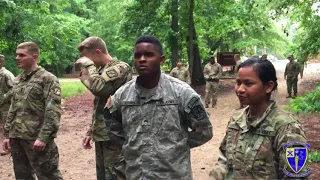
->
[286,147,308,173]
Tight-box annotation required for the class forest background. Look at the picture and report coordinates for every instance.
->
[0,0,319,84]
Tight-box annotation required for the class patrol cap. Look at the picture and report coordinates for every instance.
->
[0,54,4,60]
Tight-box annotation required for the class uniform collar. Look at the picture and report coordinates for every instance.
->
[134,73,164,102]
[235,101,277,130]
[21,66,42,81]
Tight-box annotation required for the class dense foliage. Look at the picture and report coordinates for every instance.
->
[287,85,320,114]
[0,0,319,78]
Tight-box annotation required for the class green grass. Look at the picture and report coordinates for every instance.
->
[309,151,320,163]
[60,81,87,98]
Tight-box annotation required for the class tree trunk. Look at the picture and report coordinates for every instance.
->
[187,0,205,85]
[170,0,179,69]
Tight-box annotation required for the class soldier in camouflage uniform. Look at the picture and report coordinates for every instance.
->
[209,58,309,180]
[0,54,15,156]
[2,42,63,180]
[204,56,222,108]
[284,55,300,98]
[75,37,131,180]
[0,54,15,124]
[106,35,213,180]
[233,54,241,75]
[169,60,190,84]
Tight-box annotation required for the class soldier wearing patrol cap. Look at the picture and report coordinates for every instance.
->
[2,42,63,179]
[75,36,132,180]
[203,55,222,108]
[284,55,300,98]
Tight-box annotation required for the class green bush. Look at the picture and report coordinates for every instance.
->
[309,151,320,163]
[285,85,320,114]
[60,81,87,98]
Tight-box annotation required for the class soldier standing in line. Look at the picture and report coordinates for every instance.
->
[284,55,300,98]
[2,42,63,179]
[0,54,15,156]
[203,56,222,108]
[106,35,212,180]
[209,58,308,180]
[169,60,190,84]
[75,36,131,180]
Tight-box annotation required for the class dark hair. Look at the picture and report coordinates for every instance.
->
[238,58,278,98]
[135,35,163,55]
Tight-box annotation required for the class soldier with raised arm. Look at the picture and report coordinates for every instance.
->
[75,36,132,180]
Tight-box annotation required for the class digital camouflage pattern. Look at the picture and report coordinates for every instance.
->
[0,67,15,124]
[10,139,63,180]
[284,61,300,96]
[169,66,190,84]
[209,101,309,180]
[3,66,63,179]
[203,62,222,107]
[3,66,61,143]
[80,58,131,180]
[108,73,213,180]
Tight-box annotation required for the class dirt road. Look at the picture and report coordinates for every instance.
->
[0,71,319,180]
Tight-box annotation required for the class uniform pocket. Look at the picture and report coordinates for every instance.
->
[26,83,43,101]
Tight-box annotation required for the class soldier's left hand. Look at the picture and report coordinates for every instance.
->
[33,140,47,151]
[74,56,91,66]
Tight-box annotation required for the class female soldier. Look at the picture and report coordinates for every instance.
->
[209,58,309,179]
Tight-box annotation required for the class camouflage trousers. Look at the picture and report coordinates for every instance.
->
[95,141,126,180]
[205,81,219,107]
[286,76,298,96]
[10,138,63,180]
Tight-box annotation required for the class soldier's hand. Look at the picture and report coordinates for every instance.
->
[83,136,92,149]
[2,138,11,152]
[33,140,46,151]
[74,56,91,67]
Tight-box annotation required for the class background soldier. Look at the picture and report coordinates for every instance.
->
[169,60,190,84]
[203,56,222,108]
[107,35,212,180]
[2,42,63,179]
[284,55,300,98]
[0,54,15,156]
[75,36,131,180]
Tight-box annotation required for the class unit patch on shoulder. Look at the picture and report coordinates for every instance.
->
[106,69,118,78]
[54,88,61,96]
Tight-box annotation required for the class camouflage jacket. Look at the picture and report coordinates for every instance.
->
[3,67,61,143]
[234,60,241,74]
[169,66,190,84]
[107,73,213,180]
[209,101,308,180]
[204,62,222,81]
[285,61,300,78]
[0,67,15,108]
[80,58,132,142]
